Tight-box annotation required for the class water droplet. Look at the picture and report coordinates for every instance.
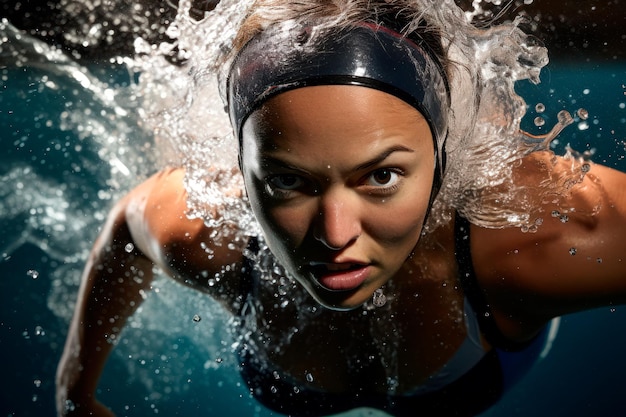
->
[577,108,589,120]
[535,103,545,113]
[610,308,617,313]
[569,247,577,256]
[557,110,574,126]
[533,116,545,127]
[596,258,603,264]
[560,215,569,223]
[192,314,201,322]
[64,400,76,412]
[372,288,387,307]
[305,372,314,383]
[27,269,39,279]
[551,210,560,218]
[124,243,135,253]
[270,385,278,394]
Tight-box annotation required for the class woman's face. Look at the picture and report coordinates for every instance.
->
[241,85,435,310]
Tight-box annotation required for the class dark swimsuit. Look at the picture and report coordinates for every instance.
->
[235,215,554,417]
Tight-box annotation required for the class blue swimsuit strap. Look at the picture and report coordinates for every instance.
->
[454,212,538,352]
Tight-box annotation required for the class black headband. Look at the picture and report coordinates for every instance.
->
[227,22,450,180]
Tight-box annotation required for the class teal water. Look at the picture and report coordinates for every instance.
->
[1,35,625,417]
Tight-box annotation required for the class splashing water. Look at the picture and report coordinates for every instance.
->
[1,15,240,403]
[1,0,602,409]
[132,0,589,234]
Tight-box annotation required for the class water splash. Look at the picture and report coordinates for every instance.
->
[132,0,582,234]
[2,0,602,407]
[1,19,238,402]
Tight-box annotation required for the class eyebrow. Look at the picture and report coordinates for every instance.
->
[354,145,415,171]
[260,156,313,175]
[260,145,415,173]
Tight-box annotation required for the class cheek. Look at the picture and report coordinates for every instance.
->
[368,184,431,247]
[372,204,425,245]
[244,175,311,245]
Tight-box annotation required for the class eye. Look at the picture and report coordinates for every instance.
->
[267,174,304,191]
[365,168,400,187]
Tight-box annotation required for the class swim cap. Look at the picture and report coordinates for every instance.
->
[227,21,450,183]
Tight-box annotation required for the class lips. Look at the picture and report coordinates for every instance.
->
[308,262,371,291]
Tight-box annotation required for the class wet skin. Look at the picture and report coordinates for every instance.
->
[240,85,436,310]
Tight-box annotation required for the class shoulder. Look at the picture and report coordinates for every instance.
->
[468,152,626,342]
[118,168,250,302]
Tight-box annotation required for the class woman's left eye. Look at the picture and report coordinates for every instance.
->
[365,168,401,187]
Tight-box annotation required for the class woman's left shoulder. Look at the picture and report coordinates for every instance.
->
[468,152,626,342]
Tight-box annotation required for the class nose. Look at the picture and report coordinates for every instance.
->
[313,188,361,250]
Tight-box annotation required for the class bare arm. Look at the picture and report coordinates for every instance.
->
[56,168,246,416]
[55,199,154,416]
[472,154,626,342]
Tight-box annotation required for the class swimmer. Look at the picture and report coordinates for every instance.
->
[56,1,626,416]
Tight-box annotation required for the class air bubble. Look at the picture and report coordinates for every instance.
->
[305,372,314,383]
[192,315,201,322]
[577,108,589,120]
[533,116,545,127]
[569,247,577,256]
[124,243,135,253]
[535,103,545,113]
[27,269,39,279]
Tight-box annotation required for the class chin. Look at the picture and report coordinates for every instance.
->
[305,285,370,312]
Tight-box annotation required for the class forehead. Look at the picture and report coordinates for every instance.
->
[243,85,430,149]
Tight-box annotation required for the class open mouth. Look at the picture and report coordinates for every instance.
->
[308,262,371,291]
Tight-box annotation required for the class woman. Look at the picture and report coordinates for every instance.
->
[56,0,626,416]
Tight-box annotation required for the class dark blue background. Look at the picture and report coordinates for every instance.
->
[1,53,625,417]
